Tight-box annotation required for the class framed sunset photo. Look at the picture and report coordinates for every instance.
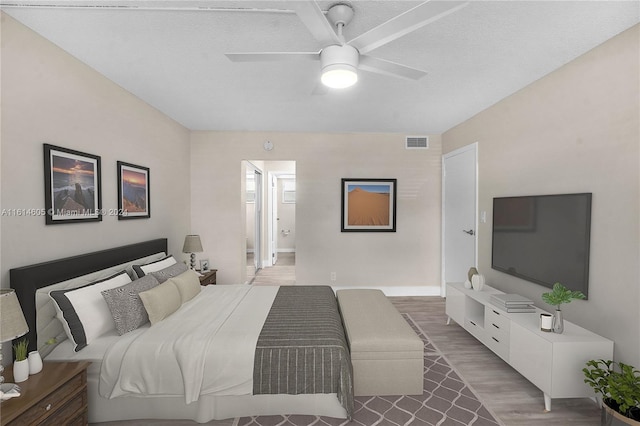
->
[44,144,102,225]
[341,178,397,232]
[117,161,150,219]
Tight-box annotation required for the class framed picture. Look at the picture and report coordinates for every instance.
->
[117,161,150,219]
[200,259,210,272]
[341,178,397,232]
[44,144,102,225]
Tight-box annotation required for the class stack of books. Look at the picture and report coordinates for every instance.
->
[490,293,536,313]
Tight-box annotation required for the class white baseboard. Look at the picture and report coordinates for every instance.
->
[277,249,296,253]
[330,285,442,297]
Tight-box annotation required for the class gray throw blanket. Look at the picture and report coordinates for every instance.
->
[253,286,354,417]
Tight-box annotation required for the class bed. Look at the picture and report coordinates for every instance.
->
[9,239,352,423]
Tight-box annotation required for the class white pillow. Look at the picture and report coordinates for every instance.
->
[49,271,132,352]
[132,255,176,278]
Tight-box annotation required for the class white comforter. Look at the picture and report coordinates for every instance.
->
[100,285,278,403]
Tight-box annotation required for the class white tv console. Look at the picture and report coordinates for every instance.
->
[445,282,613,411]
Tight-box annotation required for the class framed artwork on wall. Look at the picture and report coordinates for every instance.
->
[341,178,397,232]
[43,144,102,225]
[117,161,150,219]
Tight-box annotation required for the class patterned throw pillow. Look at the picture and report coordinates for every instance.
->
[150,262,189,283]
[101,274,160,335]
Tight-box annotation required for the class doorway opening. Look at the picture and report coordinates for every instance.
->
[243,160,296,285]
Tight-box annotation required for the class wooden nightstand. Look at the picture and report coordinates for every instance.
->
[198,269,217,286]
[1,361,90,425]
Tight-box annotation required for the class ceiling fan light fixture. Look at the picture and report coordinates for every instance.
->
[321,64,358,89]
[320,44,359,89]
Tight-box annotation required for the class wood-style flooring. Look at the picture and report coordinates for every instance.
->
[93,258,601,425]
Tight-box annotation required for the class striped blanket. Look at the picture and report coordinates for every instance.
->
[253,286,354,417]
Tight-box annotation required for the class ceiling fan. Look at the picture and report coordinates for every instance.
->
[225,1,469,89]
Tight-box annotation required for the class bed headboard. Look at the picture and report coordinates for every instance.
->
[9,238,168,353]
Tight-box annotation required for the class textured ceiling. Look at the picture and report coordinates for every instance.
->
[3,1,639,134]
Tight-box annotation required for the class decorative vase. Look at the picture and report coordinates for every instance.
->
[28,351,43,375]
[553,309,564,334]
[471,274,485,291]
[13,359,29,383]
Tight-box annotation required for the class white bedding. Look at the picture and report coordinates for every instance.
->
[48,285,279,402]
[102,284,278,401]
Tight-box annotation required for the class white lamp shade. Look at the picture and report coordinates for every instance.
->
[0,289,28,343]
[182,235,203,253]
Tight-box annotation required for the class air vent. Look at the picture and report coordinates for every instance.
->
[405,136,429,149]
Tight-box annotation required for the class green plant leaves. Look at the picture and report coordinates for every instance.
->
[541,282,586,308]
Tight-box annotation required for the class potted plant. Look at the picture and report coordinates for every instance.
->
[583,359,640,425]
[541,282,585,333]
[12,339,29,383]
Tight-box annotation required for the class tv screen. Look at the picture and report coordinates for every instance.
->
[491,193,592,298]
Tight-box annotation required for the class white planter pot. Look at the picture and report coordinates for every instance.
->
[13,359,29,383]
[28,351,43,375]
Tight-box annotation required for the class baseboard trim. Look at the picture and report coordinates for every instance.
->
[331,285,442,297]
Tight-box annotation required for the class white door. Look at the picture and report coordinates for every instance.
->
[442,143,478,296]
[270,174,279,266]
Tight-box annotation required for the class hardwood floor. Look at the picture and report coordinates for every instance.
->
[391,296,601,426]
[249,252,296,286]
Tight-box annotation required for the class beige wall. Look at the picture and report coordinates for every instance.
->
[443,25,639,365]
[191,132,442,294]
[0,14,191,286]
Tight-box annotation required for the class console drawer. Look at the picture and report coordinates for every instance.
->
[485,307,510,333]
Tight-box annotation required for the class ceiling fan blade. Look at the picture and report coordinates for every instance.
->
[359,55,427,80]
[349,1,469,55]
[291,1,341,46]
[225,52,319,62]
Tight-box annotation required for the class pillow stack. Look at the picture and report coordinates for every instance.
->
[49,255,201,352]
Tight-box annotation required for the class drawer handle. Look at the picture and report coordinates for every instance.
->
[469,320,476,326]
[492,337,500,343]
[45,403,52,411]
[492,310,500,315]
[492,323,500,329]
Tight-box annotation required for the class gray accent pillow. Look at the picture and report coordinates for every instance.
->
[101,274,160,335]
[150,262,189,283]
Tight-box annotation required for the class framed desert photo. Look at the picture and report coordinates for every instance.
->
[117,161,150,219]
[341,178,397,232]
[44,144,102,225]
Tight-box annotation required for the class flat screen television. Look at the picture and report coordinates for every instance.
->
[491,193,592,298]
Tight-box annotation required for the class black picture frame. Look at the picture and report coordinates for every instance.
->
[341,178,397,232]
[43,144,102,225]
[117,161,150,220]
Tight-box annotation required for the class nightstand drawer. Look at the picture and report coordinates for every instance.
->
[42,387,87,425]
[10,372,85,425]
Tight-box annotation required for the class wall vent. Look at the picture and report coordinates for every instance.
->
[405,136,429,149]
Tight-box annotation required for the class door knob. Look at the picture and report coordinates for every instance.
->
[463,229,475,236]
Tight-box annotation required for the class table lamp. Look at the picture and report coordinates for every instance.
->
[182,235,203,270]
[0,289,29,400]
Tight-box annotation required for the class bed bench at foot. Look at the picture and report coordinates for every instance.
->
[336,289,423,396]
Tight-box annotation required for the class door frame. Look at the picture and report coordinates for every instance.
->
[441,142,479,297]
[267,170,296,267]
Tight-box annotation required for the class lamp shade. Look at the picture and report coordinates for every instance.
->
[0,289,28,343]
[182,235,203,253]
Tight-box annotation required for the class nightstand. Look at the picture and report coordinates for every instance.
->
[198,269,217,286]
[1,361,90,425]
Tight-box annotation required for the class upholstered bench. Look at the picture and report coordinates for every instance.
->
[336,289,424,396]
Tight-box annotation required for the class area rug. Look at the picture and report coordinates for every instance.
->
[236,314,503,426]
